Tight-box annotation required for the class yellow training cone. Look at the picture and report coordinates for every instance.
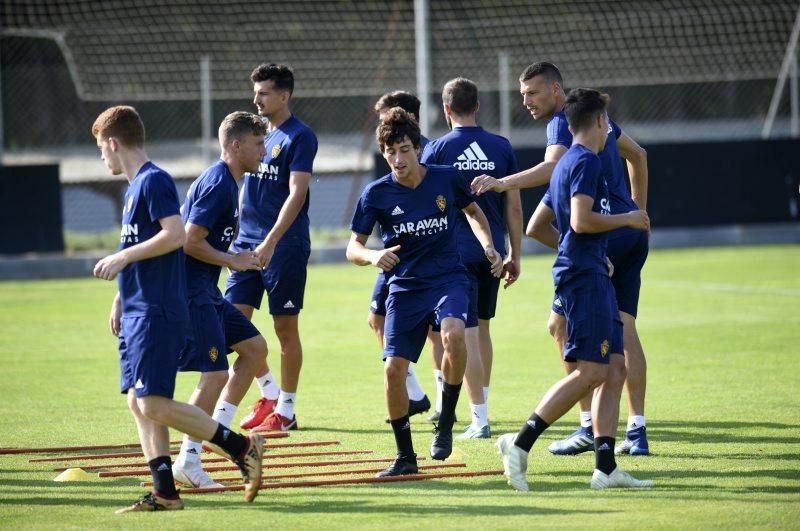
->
[53,468,93,482]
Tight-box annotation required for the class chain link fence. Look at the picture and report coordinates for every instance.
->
[1,0,798,249]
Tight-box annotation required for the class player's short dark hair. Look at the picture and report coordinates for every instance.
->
[376,107,421,152]
[519,61,563,86]
[442,77,478,115]
[250,63,294,95]
[91,105,145,147]
[374,91,421,119]
[563,88,610,133]
[219,111,267,147]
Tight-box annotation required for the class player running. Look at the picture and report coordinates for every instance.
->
[91,106,263,512]
[227,64,318,433]
[420,77,522,439]
[371,91,433,423]
[495,89,652,491]
[172,112,272,488]
[347,108,502,476]
[473,62,651,455]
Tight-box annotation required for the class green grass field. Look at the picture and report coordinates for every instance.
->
[0,244,798,529]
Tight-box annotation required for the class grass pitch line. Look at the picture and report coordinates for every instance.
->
[0,432,290,455]
[54,450,372,472]
[98,457,427,477]
[30,440,340,463]
[180,469,504,493]
[141,463,467,486]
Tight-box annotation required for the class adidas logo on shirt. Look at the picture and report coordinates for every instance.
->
[391,206,405,216]
[283,300,295,309]
[370,300,378,310]
[454,141,496,171]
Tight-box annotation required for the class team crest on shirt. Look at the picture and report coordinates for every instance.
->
[272,144,282,158]
[436,195,446,212]
[209,347,219,362]
[600,340,609,357]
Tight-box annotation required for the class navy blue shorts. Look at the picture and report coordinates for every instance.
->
[225,241,310,315]
[466,260,501,321]
[556,273,623,365]
[369,271,389,316]
[607,230,649,318]
[119,315,184,398]
[179,299,260,373]
[383,277,469,362]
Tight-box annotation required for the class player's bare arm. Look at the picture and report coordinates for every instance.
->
[570,194,650,234]
[345,232,401,272]
[108,291,122,336]
[471,144,568,195]
[93,214,185,281]
[254,170,311,268]
[461,202,503,277]
[526,201,559,249]
[617,132,648,210]
[184,222,260,272]
[503,189,523,288]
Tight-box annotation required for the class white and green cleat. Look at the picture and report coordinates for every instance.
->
[456,424,491,440]
[590,467,654,489]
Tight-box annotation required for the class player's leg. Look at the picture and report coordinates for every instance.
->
[378,290,429,477]
[426,329,447,422]
[458,273,489,439]
[225,260,279,429]
[478,319,492,398]
[475,262,501,405]
[547,306,595,455]
[611,231,650,455]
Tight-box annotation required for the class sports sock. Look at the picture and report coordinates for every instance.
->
[483,386,490,404]
[514,412,549,452]
[178,436,202,464]
[594,436,616,475]
[212,400,238,429]
[389,415,415,460]
[580,411,593,429]
[257,371,280,400]
[275,390,296,419]
[405,364,426,401]
[438,381,461,429]
[149,455,177,497]
[470,402,488,429]
[209,423,247,458]
[433,370,444,412]
[627,415,646,431]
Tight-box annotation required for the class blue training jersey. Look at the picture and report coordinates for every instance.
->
[181,160,239,305]
[545,111,638,238]
[237,115,318,249]
[350,164,473,292]
[548,144,611,287]
[118,161,188,321]
[420,126,518,264]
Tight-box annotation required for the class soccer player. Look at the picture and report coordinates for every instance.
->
[372,91,433,422]
[91,106,263,512]
[227,64,318,433]
[473,62,651,455]
[347,108,503,476]
[172,112,272,488]
[420,78,522,438]
[495,88,652,491]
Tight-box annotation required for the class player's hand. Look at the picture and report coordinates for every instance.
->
[93,252,128,281]
[229,251,261,272]
[371,245,401,272]
[254,240,276,269]
[109,293,122,336]
[486,246,503,278]
[627,210,650,231]
[471,175,504,195]
[605,256,615,277]
[502,256,521,289]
